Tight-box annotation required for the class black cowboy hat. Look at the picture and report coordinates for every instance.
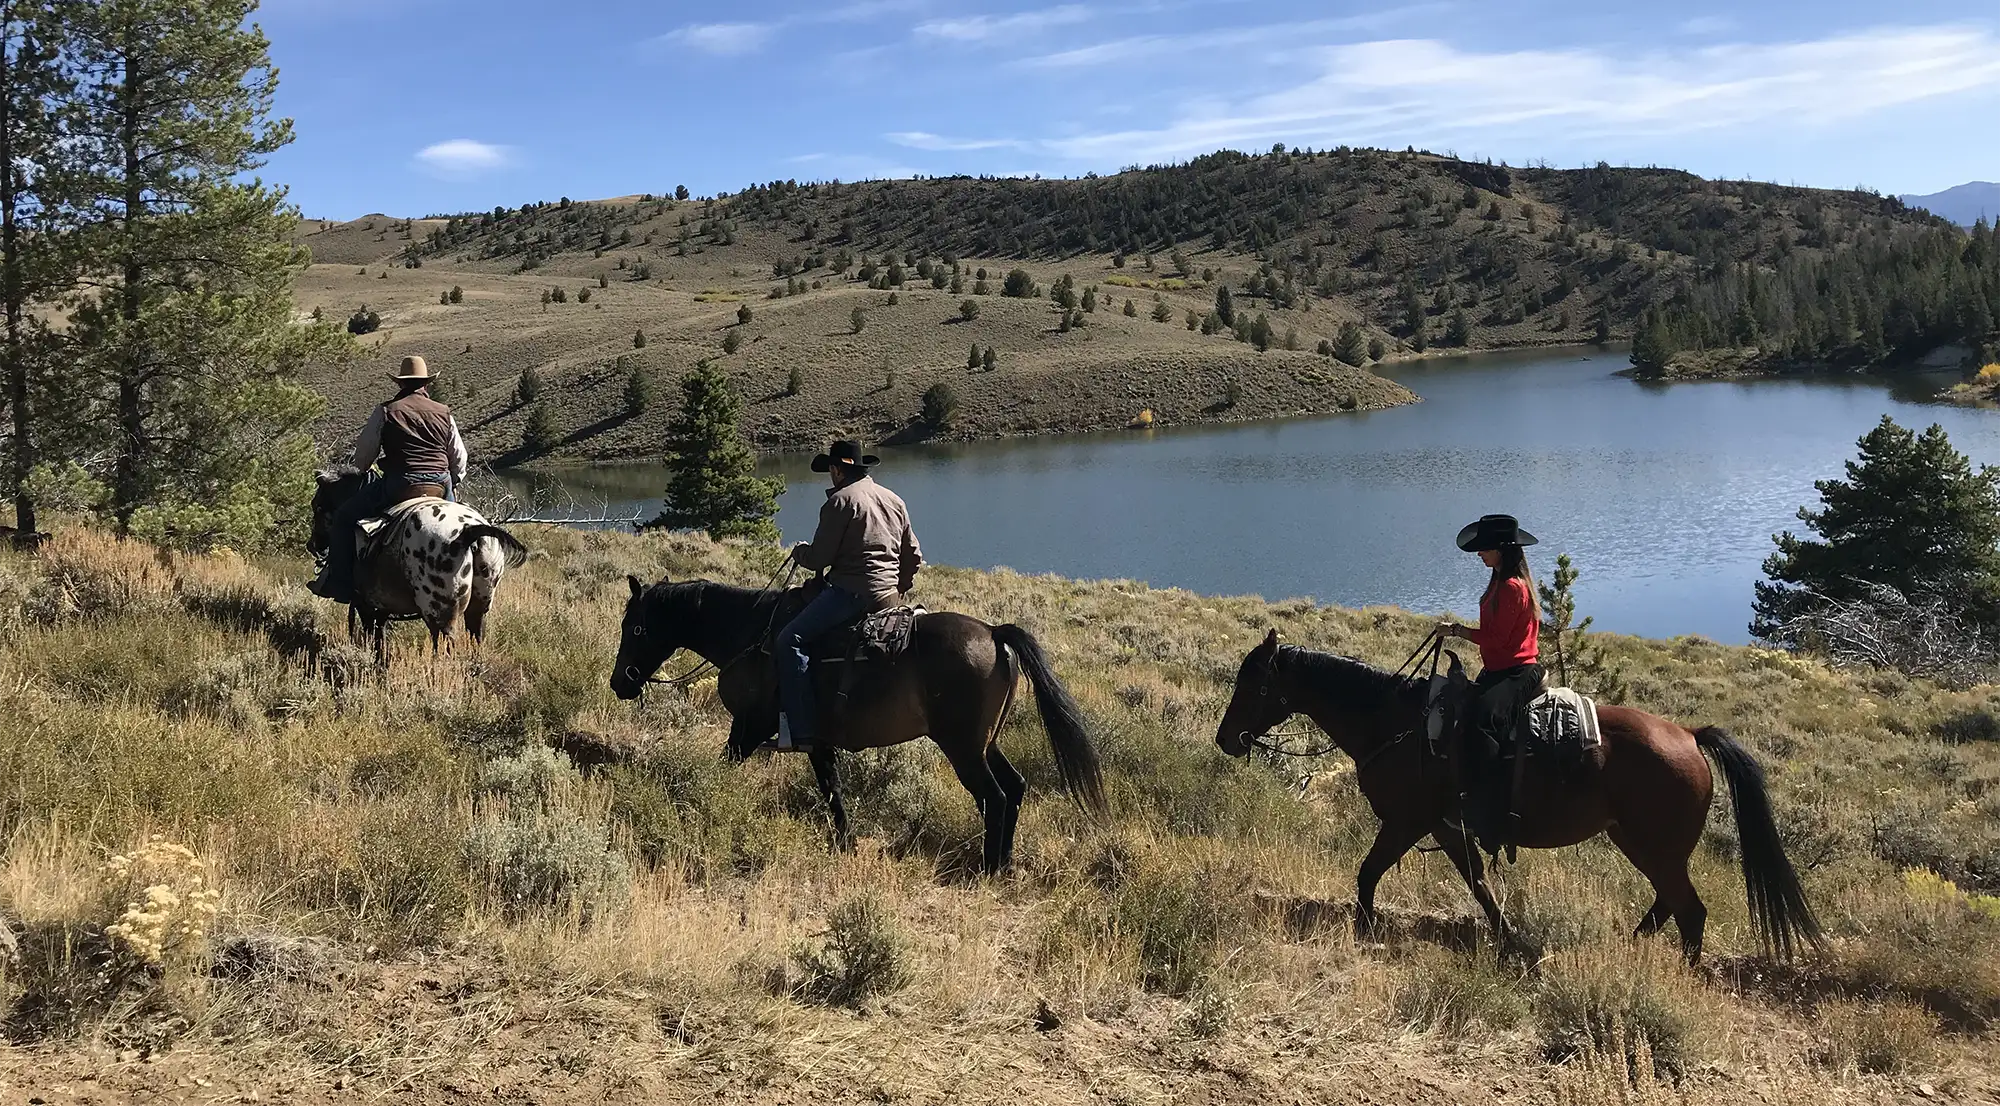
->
[811,440,880,472]
[1456,513,1538,552]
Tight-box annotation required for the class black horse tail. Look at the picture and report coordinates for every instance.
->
[993,623,1107,817]
[449,524,530,569]
[1695,726,1825,960]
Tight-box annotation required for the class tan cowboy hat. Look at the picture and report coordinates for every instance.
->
[392,355,433,383]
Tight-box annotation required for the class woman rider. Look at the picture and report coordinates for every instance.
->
[1439,513,1542,850]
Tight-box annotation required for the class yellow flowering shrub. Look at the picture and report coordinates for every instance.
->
[1977,362,2000,382]
[99,837,222,971]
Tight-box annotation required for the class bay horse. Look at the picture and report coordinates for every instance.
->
[308,467,529,660]
[1215,630,1823,963]
[608,575,1107,874]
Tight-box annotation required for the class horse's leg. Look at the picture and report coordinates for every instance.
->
[1431,822,1508,948]
[942,743,1008,877]
[725,714,766,764]
[1606,823,1706,962]
[1355,819,1433,938]
[808,747,854,853]
[984,746,1027,870]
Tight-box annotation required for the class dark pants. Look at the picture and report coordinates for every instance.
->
[775,584,870,746]
[317,471,453,603]
[1461,663,1543,835]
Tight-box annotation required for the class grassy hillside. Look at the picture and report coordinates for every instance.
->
[0,526,1995,1100]
[297,149,1946,464]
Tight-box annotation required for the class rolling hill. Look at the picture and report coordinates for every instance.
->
[295,148,1954,465]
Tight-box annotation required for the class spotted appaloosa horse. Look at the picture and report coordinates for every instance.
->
[308,467,528,658]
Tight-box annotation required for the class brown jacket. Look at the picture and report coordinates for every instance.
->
[353,390,468,482]
[793,475,922,606]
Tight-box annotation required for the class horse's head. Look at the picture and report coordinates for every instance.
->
[610,573,677,699]
[1215,629,1293,757]
[306,466,366,557]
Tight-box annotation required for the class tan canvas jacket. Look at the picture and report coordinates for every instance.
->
[792,475,922,607]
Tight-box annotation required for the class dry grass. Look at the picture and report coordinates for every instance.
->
[0,524,1990,1101]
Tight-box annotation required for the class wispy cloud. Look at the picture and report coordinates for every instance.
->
[413,139,512,178]
[658,22,775,56]
[954,26,2000,165]
[1015,8,1445,69]
[885,131,1030,151]
[915,5,1091,42]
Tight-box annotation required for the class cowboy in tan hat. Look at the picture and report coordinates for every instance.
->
[309,356,470,602]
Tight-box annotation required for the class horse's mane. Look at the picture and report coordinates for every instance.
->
[1277,645,1423,707]
[645,578,783,622]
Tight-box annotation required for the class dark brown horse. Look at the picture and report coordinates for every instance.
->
[1215,630,1823,962]
[608,575,1106,874]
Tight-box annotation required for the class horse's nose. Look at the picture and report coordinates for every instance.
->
[623,665,640,683]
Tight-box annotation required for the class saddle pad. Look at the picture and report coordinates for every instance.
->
[356,496,440,540]
[1526,686,1601,751]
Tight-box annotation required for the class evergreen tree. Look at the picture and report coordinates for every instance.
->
[1367,336,1386,361]
[1082,287,1096,313]
[1002,268,1036,297]
[737,302,753,325]
[633,329,647,348]
[1753,416,2000,639]
[1249,313,1273,351]
[623,364,653,414]
[1445,308,1472,346]
[921,382,958,429]
[522,401,560,455]
[959,298,979,322]
[1151,299,1173,323]
[981,346,997,371]
[63,0,348,544]
[1214,284,1234,326]
[1334,321,1368,366]
[1629,311,1675,373]
[721,328,742,354]
[1122,298,1137,317]
[850,306,866,333]
[967,343,981,370]
[1,1,67,533]
[785,364,803,396]
[646,359,782,541]
[515,367,544,405]
[1537,553,1624,698]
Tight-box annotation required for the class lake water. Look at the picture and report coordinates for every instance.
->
[496,349,1997,643]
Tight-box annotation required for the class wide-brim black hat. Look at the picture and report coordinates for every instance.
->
[1456,513,1538,552]
[811,440,879,472]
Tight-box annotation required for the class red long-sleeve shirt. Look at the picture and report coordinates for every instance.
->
[1463,576,1539,671]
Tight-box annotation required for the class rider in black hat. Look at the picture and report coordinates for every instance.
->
[1439,514,1542,851]
[776,441,923,750]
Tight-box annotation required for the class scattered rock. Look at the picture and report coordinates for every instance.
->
[211,932,340,987]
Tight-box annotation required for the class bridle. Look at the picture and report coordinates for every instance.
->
[621,557,803,695]
[1236,629,1450,770]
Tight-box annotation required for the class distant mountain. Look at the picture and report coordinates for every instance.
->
[1899,182,1999,227]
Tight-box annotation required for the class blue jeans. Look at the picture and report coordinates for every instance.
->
[319,471,454,602]
[775,584,870,745]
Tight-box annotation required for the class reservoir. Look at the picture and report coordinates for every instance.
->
[500,349,1992,643]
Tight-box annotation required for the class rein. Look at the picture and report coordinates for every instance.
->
[1246,628,1450,771]
[640,557,801,691]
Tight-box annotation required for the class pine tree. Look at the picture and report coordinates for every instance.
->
[1537,553,1625,698]
[0,1,67,533]
[623,365,653,414]
[64,0,348,546]
[850,306,866,333]
[515,367,544,406]
[522,401,560,455]
[981,346,997,371]
[1334,322,1368,366]
[646,359,782,541]
[1445,308,1472,347]
[921,382,958,429]
[785,364,803,396]
[1214,284,1234,326]
[967,343,981,370]
[737,302,753,325]
[1753,416,2000,638]
[959,298,979,322]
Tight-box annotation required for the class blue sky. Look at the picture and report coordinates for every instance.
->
[259,0,2000,219]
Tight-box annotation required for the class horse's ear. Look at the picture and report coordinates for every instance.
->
[1263,628,1279,649]
[1444,649,1466,680]
[627,574,643,599]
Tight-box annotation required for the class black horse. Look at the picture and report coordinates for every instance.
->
[609,575,1107,874]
